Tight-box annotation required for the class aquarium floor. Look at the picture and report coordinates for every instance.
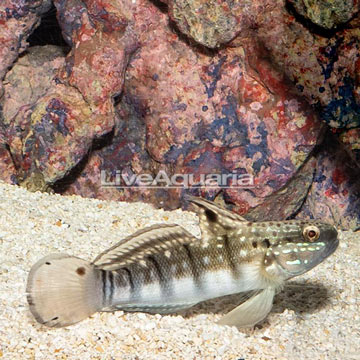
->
[0,181,358,359]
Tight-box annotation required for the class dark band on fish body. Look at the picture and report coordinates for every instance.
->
[223,234,238,275]
[182,243,203,288]
[100,270,107,305]
[122,267,135,294]
[146,254,171,297]
[108,271,115,305]
[146,255,163,282]
[102,270,114,306]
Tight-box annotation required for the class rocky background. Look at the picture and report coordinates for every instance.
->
[0,0,359,230]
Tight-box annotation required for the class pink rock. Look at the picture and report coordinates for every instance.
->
[60,0,323,214]
[339,128,360,167]
[0,0,358,229]
[2,0,138,189]
[257,2,360,129]
[298,135,360,230]
[0,0,52,96]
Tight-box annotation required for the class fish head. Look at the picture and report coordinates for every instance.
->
[264,221,339,280]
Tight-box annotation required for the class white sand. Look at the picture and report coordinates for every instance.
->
[0,181,359,359]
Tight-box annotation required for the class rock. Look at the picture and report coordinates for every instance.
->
[163,0,255,48]
[162,0,360,131]
[298,134,360,230]
[245,157,317,221]
[0,0,52,185]
[1,46,66,123]
[1,0,138,187]
[0,0,359,230]
[1,46,67,186]
[339,128,360,168]
[0,0,52,96]
[258,3,360,129]
[57,0,323,214]
[0,127,16,184]
[288,0,360,29]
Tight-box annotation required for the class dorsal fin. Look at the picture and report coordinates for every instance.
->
[186,195,247,240]
[92,224,197,270]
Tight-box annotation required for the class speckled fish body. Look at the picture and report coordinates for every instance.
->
[95,222,334,313]
[26,196,339,328]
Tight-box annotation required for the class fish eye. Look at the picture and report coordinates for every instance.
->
[303,225,320,242]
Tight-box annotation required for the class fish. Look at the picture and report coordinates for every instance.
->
[26,196,339,328]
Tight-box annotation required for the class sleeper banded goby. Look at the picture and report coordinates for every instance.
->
[26,196,339,328]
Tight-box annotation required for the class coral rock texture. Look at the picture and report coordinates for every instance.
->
[1,0,138,190]
[0,0,52,96]
[257,1,360,129]
[0,0,52,184]
[162,0,274,49]
[288,0,360,29]
[298,135,360,229]
[61,0,324,215]
[0,0,359,229]
[340,128,360,166]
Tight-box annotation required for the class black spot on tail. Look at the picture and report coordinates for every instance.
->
[76,267,86,276]
[205,209,217,222]
[45,262,51,265]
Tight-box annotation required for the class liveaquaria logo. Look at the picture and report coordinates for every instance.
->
[101,170,254,189]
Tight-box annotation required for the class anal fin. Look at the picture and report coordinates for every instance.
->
[217,287,276,328]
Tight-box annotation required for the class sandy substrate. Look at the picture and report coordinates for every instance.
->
[0,181,359,359]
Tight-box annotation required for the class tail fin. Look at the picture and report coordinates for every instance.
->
[26,254,103,328]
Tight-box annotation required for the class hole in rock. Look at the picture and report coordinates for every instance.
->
[28,4,69,48]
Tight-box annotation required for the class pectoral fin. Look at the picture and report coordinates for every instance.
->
[217,287,275,328]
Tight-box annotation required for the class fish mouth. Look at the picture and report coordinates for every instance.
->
[318,225,339,261]
[323,237,339,259]
[311,237,339,268]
